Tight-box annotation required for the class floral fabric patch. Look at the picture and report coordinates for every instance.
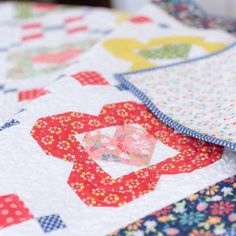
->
[153,0,236,36]
[31,101,222,207]
[81,124,156,166]
[111,175,236,236]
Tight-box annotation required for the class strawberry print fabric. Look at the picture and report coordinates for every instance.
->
[117,43,236,149]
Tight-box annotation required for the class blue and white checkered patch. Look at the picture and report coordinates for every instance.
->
[37,214,66,233]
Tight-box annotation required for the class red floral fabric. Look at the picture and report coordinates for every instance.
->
[31,101,222,207]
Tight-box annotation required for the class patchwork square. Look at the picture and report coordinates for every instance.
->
[0,194,33,229]
[72,71,109,85]
[37,214,66,233]
[18,88,49,102]
[129,16,152,24]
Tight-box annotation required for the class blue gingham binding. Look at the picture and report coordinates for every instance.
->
[115,42,236,151]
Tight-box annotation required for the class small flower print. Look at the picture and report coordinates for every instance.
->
[210,201,234,215]
[210,195,222,202]
[41,135,55,145]
[207,216,221,225]
[221,187,233,196]
[206,185,219,196]
[157,215,172,223]
[154,205,172,217]
[130,230,144,236]
[197,202,208,212]
[130,140,151,155]
[127,220,143,231]
[228,213,236,222]
[180,212,205,226]
[143,220,157,229]
[82,124,156,166]
[213,227,226,235]
[173,201,186,213]
[188,194,199,201]
[166,228,179,236]
[110,177,236,236]
[189,229,213,236]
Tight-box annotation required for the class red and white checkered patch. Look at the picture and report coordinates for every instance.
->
[21,22,44,42]
[72,71,109,85]
[18,88,49,102]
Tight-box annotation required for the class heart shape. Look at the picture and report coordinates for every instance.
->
[31,101,222,207]
[80,124,156,166]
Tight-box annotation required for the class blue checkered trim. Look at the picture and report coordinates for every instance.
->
[0,119,20,132]
[37,214,66,233]
[115,84,129,91]
[116,42,236,151]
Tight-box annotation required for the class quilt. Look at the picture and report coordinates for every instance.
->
[0,2,235,236]
[0,77,236,236]
[0,2,235,126]
[0,2,129,124]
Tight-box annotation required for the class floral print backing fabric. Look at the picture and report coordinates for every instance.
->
[111,175,236,236]
[152,0,236,36]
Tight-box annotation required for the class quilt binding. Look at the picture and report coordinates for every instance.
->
[116,42,236,151]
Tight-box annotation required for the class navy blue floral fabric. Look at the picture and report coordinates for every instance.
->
[152,0,236,36]
[111,176,236,236]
